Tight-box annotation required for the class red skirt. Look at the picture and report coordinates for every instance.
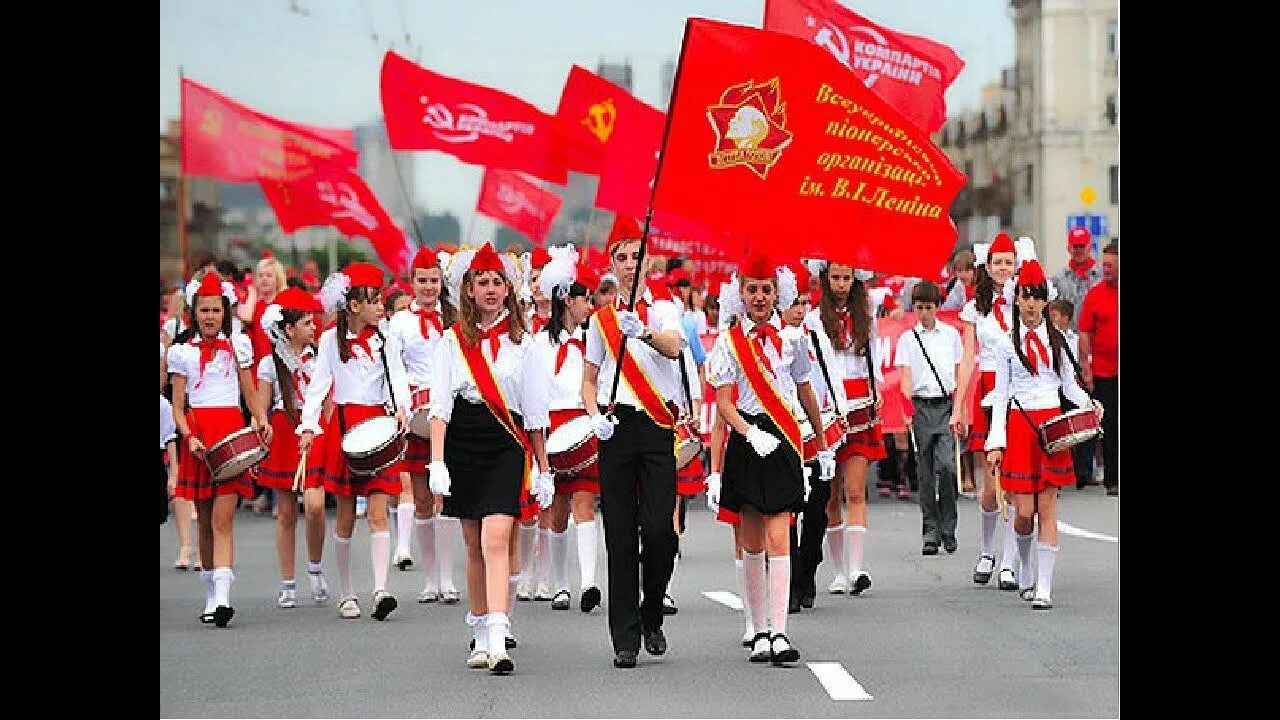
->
[404,384,431,475]
[176,406,256,501]
[968,370,997,452]
[320,404,404,498]
[715,506,798,527]
[677,453,705,497]
[257,411,325,491]
[549,409,600,496]
[837,378,887,463]
[1000,407,1075,494]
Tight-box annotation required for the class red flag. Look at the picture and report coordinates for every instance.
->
[475,168,564,245]
[650,18,965,279]
[380,51,568,184]
[181,78,357,182]
[763,0,964,133]
[593,93,666,218]
[259,165,410,278]
[555,65,636,175]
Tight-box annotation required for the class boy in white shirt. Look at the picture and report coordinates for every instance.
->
[895,281,965,556]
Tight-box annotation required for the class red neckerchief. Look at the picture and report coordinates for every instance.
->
[964,283,975,301]
[531,313,550,334]
[191,334,234,379]
[292,347,314,398]
[555,335,585,374]
[616,294,649,326]
[1069,257,1097,280]
[836,307,854,346]
[477,316,511,358]
[993,296,1009,332]
[346,326,378,361]
[749,319,783,377]
[1024,328,1050,375]
[412,303,442,339]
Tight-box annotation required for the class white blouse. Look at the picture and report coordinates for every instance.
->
[985,321,1092,451]
[794,321,850,414]
[387,300,445,388]
[584,289,687,409]
[525,326,588,421]
[256,347,317,412]
[296,326,412,436]
[160,394,177,449]
[166,332,254,408]
[707,313,813,418]
[960,295,1016,372]
[429,310,546,431]
[803,306,883,384]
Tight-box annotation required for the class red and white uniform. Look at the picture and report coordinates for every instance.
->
[804,306,887,463]
[297,325,412,497]
[167,332,256,500]
[255,348,325,490]
[984,321,1091,494]
[387,299,446,474]
[959,294,1015,452]
[675,344,706,497]
[525,325,598,495]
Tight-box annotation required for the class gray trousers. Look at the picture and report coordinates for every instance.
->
[910,398,957,544]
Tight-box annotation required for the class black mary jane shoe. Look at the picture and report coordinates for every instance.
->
[613,650,638,669]
[770,633,800,665]
[212,605,235,628]
[748,632,773,663]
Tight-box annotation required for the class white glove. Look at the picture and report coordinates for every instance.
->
[803,465,812,503]
[428,460,452,496]
[591,413,617,441]
[705,472,722,510]
[618,310,645,338]
[533,471,556,509]
[745,425,780,457]
[817,449,836,481]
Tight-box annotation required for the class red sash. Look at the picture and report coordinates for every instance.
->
[596,304,675,430]
[727,324,802,460]
[457,333,538,516]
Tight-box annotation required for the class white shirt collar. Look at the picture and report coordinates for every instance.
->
[477,307,510,332]
[741,312,781,334]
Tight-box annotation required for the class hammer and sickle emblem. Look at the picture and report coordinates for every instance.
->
[582,98,617,143]
[200,109,223,138]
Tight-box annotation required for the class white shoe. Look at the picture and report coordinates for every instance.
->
[339,595,361,619]
[741,629,755,647]
[1032,592,1053,609]
[516,579,533,601]
[466,649,489,669]
[1019,587,1037,602]
[828,574,849,594]
[308,570,330,604]
[393,552,414,571]
[487,649,514,674]
[277,587,297,609]
[417,585,440,603]
[534,582,553,601]
[440,587,461,604]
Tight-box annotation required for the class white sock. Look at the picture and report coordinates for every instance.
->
[415,518,436,587]
[334,534,353,597]
[1036,542,1058,598]
[1015,532,1035,590]
[980,509,998,557]
[435,516,459,591]
[826,525,846,580]
[486,611,510,654]
[735,559,754,636]
[666,552,680,596]
[307,560,323,574]
[767,555,791,638]
[468,612,489,653]
[576,520,599,589]
[550,529,570,592]
[212,567,234,607]
[518,525,537,581]
[395,503,415,557]
[370,531,391,592]
[743,551,768,637]
[535,528,551,588]
[200,569,217,613]
[999,516,1018,572]
[845,525,867,578]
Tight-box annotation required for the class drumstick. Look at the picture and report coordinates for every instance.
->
[993,461,1008,522]
[955,432,964,496]
[292,448,309,494]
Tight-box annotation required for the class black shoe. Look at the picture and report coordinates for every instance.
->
[580,586,602,613]
[212,605,235,628]
[371,592,398,621]
[662,594,678,615]
[199,611,216,624]
[788,594,802,614]
[973,554,995,584]
[851,572,872,596]
[770,633,800,665]
[943,538,958,554]
[506,635,517,649]
[922,542,940,556]
[551,590,571,611]
[613,650,638,668]
[799,590,816,609]
[643,627,667,656]
[997,568,1018,591]
[748,632,772,663]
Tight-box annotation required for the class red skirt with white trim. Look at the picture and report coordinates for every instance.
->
[968,370,997,452]
[549,409,599,496]
[176,406,256,501]
[836,378,887,463]
[257,410,324,491]
[320,404,404,498]
[999,406,1075,494]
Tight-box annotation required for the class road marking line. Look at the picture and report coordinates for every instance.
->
[702,590,743,610]
[1057,520,1118,543]
[808,662,874,701]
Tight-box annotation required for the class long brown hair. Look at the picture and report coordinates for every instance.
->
[818,269,870,352]
[455,270,526,348]
[336,286,379,364]
[269,308,312,424]
[1010,283,1067,377]
[975,265,995,316]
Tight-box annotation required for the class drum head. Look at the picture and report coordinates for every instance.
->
[408,408,433,439]
[846,395,873,411]
[675,438,702,469]
[547,416,594,454]
[212,448,268,480]
[343,416,399,455]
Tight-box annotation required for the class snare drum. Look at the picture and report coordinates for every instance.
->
[843,395,879,435]
[1038,408,1101,454]
[408,387,432,439]
[204,426,269,482]
[675,416,703,470]
[800,410,847,463]
[341,416,407,476]
[546,415,599,476]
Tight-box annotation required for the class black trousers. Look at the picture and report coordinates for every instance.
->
[790,460,830,597]
[597,404,679,653]
[1093,376,1119,489]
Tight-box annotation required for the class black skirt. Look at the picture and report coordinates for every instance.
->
[442,399,528,520]
[722,411,805,515]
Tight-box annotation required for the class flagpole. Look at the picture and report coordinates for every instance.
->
[178,65,190,282]
[606,19,695,411]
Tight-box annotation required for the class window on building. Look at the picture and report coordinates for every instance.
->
[1109,165,1119,205]
[1105,95,1117,126]
[1024,163,1034,201]
[1107,20,1117,56]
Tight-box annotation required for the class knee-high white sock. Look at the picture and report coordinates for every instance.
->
[370,531,391,592]
[980,509,998,557]
[844,525,867,578]
[999,516,1018,572]
[550,529,570,592]
[743,551,768,635]
[435,516,459,591]
[767,556,791,638]
[200,569,217,613]
[826,525,846,580]
[212,567,234,607]
[486,611,510,654]
[735,559,754,636]
[468,612,489,653]
[415,518,437,587]
[666,552,680,596]
[518,525,537,580]
[1015,532,1035,590]
[535,528,551,588]
[576,520,599,589]
[395,503,415,557]
[1036,542,1058,598]
[334,535,353,597]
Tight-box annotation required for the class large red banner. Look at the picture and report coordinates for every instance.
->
[650,18,965,279]
[556,65,635,175]
[593,91,666,218]
[476,168,563,245]
[180,78,357,183]
[380,51,568,184]
[763,0,964,133]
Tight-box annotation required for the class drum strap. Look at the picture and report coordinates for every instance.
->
[808,330,844,416]
[863,338,879,409]
[337,404,347,435]
[677,349,695,419]
[1010,394,1048,453]
[375,330,398,415]
[911,329,951,400]
[1058,336,1087,389]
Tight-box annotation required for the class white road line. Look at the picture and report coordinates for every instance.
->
[1057,520,1118,543]
[702,590,743,610]
[808,662,874,701]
